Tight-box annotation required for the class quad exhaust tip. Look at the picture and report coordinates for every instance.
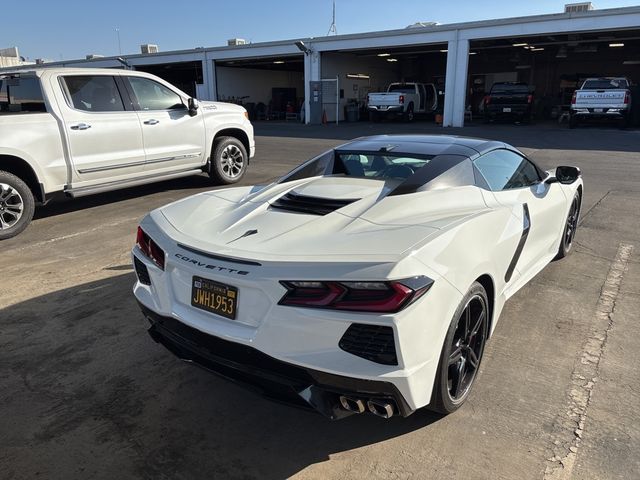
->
[339,395,366,414]
[367,399,395,418]
[339,395,395,418]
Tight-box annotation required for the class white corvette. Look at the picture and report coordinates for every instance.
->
[132,135,582,419]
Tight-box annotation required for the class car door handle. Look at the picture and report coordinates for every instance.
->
[144,119,160,125]
[70,123,91,130]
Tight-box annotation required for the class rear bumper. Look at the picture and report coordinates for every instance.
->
[571,108,628,119]
[139,302,415,419]
[368,105,404,113]
[486,105,531,117]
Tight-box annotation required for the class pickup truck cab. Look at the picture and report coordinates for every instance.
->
[367,82,437,122]
[483,82,534,123]
[0,68,255,239]
[570,77,632,128]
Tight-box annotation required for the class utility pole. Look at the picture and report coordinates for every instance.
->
[115,28,122,55]
[327,1,337,36]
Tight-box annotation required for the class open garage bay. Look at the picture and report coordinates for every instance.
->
[1,123,639,480]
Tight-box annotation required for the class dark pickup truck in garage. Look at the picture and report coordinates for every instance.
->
[483,82,533,123]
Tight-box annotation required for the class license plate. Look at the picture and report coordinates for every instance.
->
[191,276,238,320]
[594,108,603,113]
[503,107,512,113]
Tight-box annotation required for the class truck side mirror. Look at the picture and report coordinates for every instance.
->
[188,97,199,117]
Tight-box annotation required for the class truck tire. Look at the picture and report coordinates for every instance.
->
[370,111,380,123]
[568,115,578,129]
[209,136,248,185]
[403,104,415,122]
[0,171,35,240]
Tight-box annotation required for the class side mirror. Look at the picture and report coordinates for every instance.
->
[188,97,199,117]
[555,166,581,184]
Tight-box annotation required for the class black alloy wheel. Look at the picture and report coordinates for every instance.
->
[556,192,580,259]
[431,282,489,414]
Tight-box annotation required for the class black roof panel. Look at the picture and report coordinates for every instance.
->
[336,134,506,158]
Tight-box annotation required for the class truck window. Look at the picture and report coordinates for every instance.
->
[582,79,629,90]
[388,85,416,95]
[63,76,125,112]
[0,76,47,114]
[127,77,184,111]
[490,83,529,94]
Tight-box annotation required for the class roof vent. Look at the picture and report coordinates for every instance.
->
[228,38,247,46]
[271,191,359,216]
[564,2,594,13]
[405,21,439,29]
[141,44,159,54]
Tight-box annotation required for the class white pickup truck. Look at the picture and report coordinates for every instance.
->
[367,82,438,122]
[0,67,255,239]
[570,77,632,128]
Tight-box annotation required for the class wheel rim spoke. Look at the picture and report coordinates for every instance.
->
[447,295,487,402]
[0,183,24,229]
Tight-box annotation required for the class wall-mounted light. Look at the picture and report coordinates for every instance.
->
[530,47,545,51]
[386,58,398,62]
[469,52,477,55]
[346,73,370,79]
[439,49,448,53]
[377,53,391,57]
[609,43,625,48]
[512,43,528,47]
[295,41,312,54]
[273,60,285,64]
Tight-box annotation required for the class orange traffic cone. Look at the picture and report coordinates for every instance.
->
[322,109,328,125]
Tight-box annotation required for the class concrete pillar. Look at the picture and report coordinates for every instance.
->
[203,52,216,101]
[443,36,469,128]
[303,50,321,124]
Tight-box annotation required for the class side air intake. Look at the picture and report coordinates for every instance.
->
[271,191,359,216]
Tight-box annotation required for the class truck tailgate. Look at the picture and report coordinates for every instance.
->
[368,93,402,106]
[575,90,627,109]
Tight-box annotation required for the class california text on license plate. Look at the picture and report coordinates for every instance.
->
[191,276,238,320]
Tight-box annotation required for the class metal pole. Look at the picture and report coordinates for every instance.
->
[115,28,122,55]
[336,76,339,125]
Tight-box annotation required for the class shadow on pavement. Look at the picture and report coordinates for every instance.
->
[0,273,441,479]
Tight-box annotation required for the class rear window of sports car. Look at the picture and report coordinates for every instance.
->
[279,150,475,194]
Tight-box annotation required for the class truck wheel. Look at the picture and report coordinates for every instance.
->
[209,136,248,185]
[403,104,415,122]
[370,111,380,123]
[568,115,578,129]
[0,171,35,240]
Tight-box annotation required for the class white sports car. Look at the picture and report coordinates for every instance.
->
[132,135,582,419]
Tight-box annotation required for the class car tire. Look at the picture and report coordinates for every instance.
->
[555,191,581,260]
[209,136,248,185]
[0,171,35,241]
[429,281,489,415]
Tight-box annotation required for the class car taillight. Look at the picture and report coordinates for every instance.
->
[399,95,405,104]
[527,94,533,104]
[624,91,630,104]
[136,226,165,270]
[278,277,433,313]
[571,92,577,105]
[484,95,490,105]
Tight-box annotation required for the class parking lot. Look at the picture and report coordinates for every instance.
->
[1,121,639,480]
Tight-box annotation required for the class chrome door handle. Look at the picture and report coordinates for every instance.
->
[144,119,159,125]
[70,123,91,130]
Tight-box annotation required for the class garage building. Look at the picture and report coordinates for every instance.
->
[3,3,639,127]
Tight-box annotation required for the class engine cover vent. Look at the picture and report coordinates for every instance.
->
[271,191,359,216]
